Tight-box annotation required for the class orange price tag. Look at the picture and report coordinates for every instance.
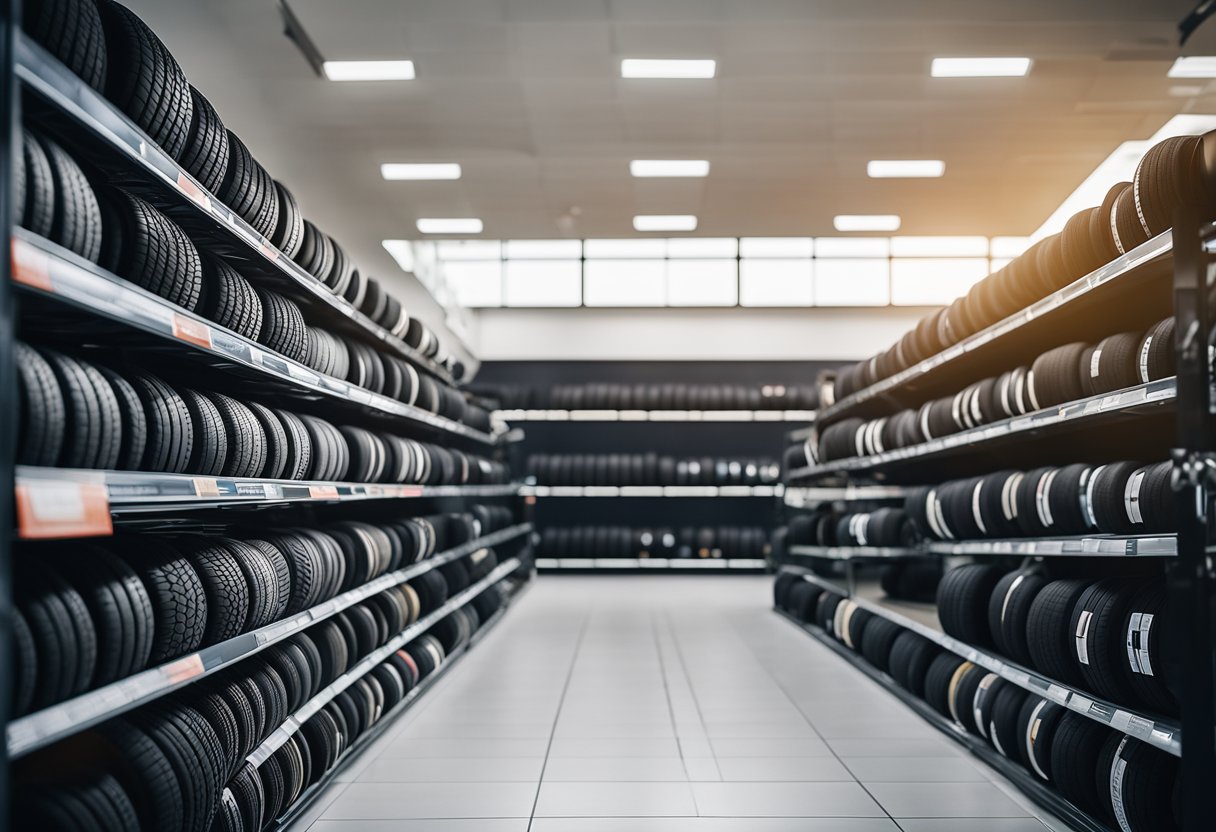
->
[193,478,221,497]
[258,239,281,262]
[308,485,340,499]
[11,240,53,291]
[163,654,205,684]
[401,485,424,497]
[172,313,213,349]
[176,173,211,209]
[16,478,113,539]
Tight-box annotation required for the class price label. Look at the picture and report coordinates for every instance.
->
[16,477,113,539]
[172,313,213,349]
[163,654,205,684]
[193,478,221,497]
[308,485,340,499]
[176,173,212,209]
[11,240,52,291]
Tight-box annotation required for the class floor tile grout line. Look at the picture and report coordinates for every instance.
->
[650,610,702,812]
[660,609,721,788]
[524,607,591,831]
[729,606,904,828]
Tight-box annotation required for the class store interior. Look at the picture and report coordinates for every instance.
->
[4,1,1216,831]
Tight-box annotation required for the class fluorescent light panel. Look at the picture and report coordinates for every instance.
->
[621,59,716,79]
[891,236,989,257]
[416,218,483,234]
[867,160,945,178]
[630,159,710,177]
[633,215,697,232]
[323,60,415,81]
[931,57,1031,77]
[381,163,461,180]
[1168,57,1216,78]
[833,215,901,232]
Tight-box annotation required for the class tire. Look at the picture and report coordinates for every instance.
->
[987,568,1047,663]
[1107,735,1180,832]
[1121,579,1175,714]
[39,348,122,470]
[96,366,148,471]
[923,652,966,718]
[1071,578,1141,703]
[97,718,186,832]
[98,187,203,311]
[17,558,90,707]
[184,541,251,644]
[15,341,67,466]
[293,220,334,281]
[12,607,38,716]
[222,540,282,630]
[129,371,193,473]
[246,401,289,480]
[936,563,1003,647]
[950,662,986,734]
[271,181,305,260]
[97,0,193,159]
[216,131,280,239]
[179,86,229,195]
[204,392,268,478]
[178,388,228,475]
[1026,578,1092,686]
[1019,697,1065,780]
[888,631,937,696]
[24,0,108,91]
[987,682,1028,760]
[1090,461,1147,534]
[859,616,903,673]
[197,254,263,341]
[271,408,312,480]
[133,542,208,663]
[255,289,309,364]
[32,130,103,263]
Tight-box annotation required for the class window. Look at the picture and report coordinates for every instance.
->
[891,258,989,305]
[739,259,813,306]
[504,260,581,306]
[445,261,502,307]
[668,260,738,305]
[584,259,666,306]
[816,259,891,306]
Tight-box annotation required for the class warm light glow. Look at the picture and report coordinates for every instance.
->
[621,59,716,79]
[322,60,415,81]
[381,163,461,180]
[416,218,484,234]
[891,236,989,257]
[833,215,901,232]
[630,160,711,177]
[1168,57,1216,78]
[633,215,698,232]
[867,160,945,178]
[931,57,1031,77]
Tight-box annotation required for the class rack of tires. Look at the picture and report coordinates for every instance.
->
[3,2,532,829]
[768,132,1216,831]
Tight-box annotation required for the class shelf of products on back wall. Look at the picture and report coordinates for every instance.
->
[2,3,533,829]
[769,129,1216,832]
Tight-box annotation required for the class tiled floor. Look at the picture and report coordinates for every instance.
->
[292,575,1077,832]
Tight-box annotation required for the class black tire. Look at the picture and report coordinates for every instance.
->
[272,409,312,480]
[859,616,903,673]
[987,682,1029,760]
[1026,578,1092,686]
[96,366,148,471]
[222,540,282,630]
[178,388,228,475]
[1108,736,1180,832]
[97,0,193,159]
[216,131,280,240]
[179,86,229,195]
[888,630,937,696]
[184,541,251,644]
[1121,579,1175,714]
[197,254,263,341]
[12,607,38,716]
[129,371,193,473]
[247,401,289,480]
[33,130,103,263]
[15,341,67,466]
[204,392,268,478]
[97,718,186,832]
[271,181,305,260]
[133,542,208,663]
[98,187,203,311]
[1071,578,1141,703]
[1019,697,1065,781]
[936,563,1003,647]
[20,127,55,239]
[17,559,88,707]
[987,568,1047,663]
[255,289,309,364]
[24,0,108,90]
[39,348,122,470]
[923,652,966,717]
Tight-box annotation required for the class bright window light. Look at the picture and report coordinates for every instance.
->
[991,237,1031,258]
[815,259,890,306]
[1168,57,1216,78]
[739,260,813,306]
[634,215,697,232]
[621,59,716,79]
[380,163,461,180]
[505,260,582,306]
[834,215,901,232]
[816,237,891,257]
[323,60,415,81]
[584,239,666,258]
[416,218,483,234]
[667,237,737,258]
[867,160,945,178]
[891,258,988,305]
[931,57,1031,77]
[382,239,415,272]
[740,237,813,258]
[630,160,711,177]
[891,236,989,257]
[667,260,737,306]
[444,261,502,307]
[991,258,1013,271]
[504,239,582,259]
[436,240,500,260]
[584,260,666,306]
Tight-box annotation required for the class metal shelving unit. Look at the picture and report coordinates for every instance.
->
[522,484,781,498]
[12,231,496,445]
[788,544,920,561]
[781,566,1181,758]
[816,228,1176,427]
[496,408,816,423]
[789,377,1176,482]
[783,484,908,508]
[783,534,1177,561]
[14,34,456,385]
[6,525,530,758]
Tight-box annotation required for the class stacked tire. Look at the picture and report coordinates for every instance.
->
[527,453,780,486]
[545,382,819,411]
[538,526,770,560]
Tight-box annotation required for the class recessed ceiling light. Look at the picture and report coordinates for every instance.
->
[381,163,462,180]
[931,57,1031,77]
[322,60,416,81]
[630,160,710,178]
[621,59,716,79]
[1168,57,1216,77]
[416,218,483,234]
[833,215,901,232]
[633,215,698,232]
[867,160,945,178]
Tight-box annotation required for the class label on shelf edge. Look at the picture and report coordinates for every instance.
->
[162,654,205,684]
[257,239,281,263]
[16,478,113,540]
[11,241,52,292]
[308,484,341,499]
[193,478,221,497]
[171,313,213,349]
[175,173,212,209]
